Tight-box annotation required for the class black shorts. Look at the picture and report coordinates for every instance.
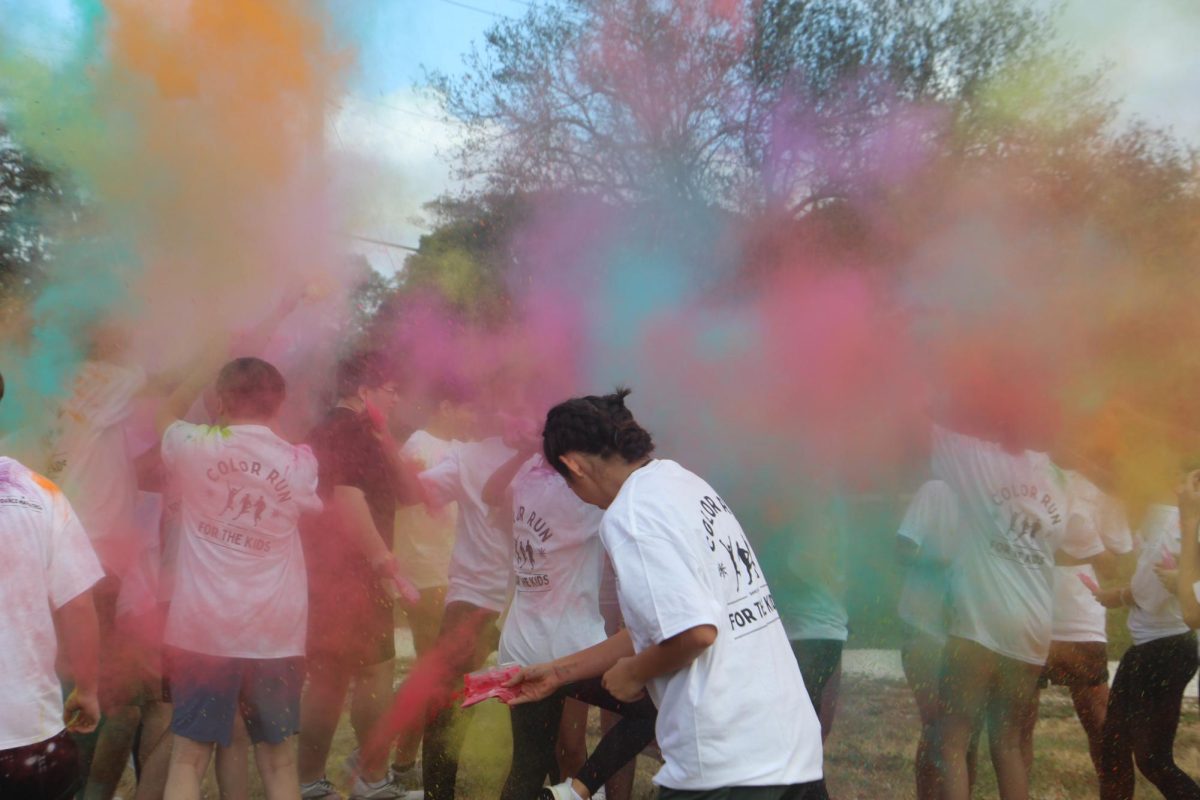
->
[790,639,844,710]
[307,570,395,669]
[1038,640,1109,689]
[0,730,80,800]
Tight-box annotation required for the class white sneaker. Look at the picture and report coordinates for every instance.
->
[349,776,405,800]
[389,761,422,791]
[593,789,607,800]
[301,777,344,800]
[538,782,585,800]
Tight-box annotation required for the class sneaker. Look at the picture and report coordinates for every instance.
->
[349,776,405,800]
[301,777,344,800]
[593,789,606,800]
[389,761,422,791]
[538,782,583,800]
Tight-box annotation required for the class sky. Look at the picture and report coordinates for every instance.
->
[3,0,1197,273]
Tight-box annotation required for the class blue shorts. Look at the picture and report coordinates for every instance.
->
[165,647,304,747]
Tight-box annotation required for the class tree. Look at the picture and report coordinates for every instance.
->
[428,0,1088,216]
[0,123,61,298]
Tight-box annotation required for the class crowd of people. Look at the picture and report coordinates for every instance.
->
[3,314,1200,800]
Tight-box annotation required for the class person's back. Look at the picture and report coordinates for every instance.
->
[157,356,320,800]
[602,458,824,790]
[0,453,103,797]
[163,419,320,656]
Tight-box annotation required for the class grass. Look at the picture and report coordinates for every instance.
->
[116,667,1200,799]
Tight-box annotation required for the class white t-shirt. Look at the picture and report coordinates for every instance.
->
[499,458,607,665]
[1050,472,1133,643]
[602,459,823,790]
[161,422,321,658]
[419,437,514,613]
[896,480,961,642]
[933,426,1101,665]
[768,500,850,642]
[1127,505,1192,647]
[0,457,104,749]
[45,360,146,573]
[394,431,457,590]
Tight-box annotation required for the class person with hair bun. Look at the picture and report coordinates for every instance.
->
[506,388,826,800]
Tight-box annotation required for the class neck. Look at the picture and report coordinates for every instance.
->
[595,456,653,507]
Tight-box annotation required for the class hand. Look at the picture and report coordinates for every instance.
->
[1155,566,1180,593]
[1176,470,1200,520]
[1093,587,1127,610]
[64,688,99,734]
[374,555,420,604]
[499,413,541,453]
[601,656,646,702]
[503,662,563,705]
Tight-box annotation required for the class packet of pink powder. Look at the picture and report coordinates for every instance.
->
[461,664,521,709]
[1077,572,1101,594]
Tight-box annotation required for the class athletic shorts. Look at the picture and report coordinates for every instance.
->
[790,639,844,711]
[165,647,304,747]
[1038,640,1109,689]
[658,779,830,800]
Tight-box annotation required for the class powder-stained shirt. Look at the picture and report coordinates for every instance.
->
[1050,471,1132,643]
[499,457,607,665]
[896,480,961,642]
[934,426,1101,665]
[162,422,320,658]
[419,437,515,613]
[1127,505,1192,647]
[393,430,457,590]
[602,459,824,790]
[0,457,103,749]
[45,360,146,573]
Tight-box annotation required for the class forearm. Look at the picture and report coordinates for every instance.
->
[56,591,100,696]
[622,625,718,685]
[482,449,536,508]
[547,629,636,684]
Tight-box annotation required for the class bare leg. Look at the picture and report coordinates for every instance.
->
[988,661,1041,800]
[298,660,353,784]
[215,715,250,800]
[902,637,943,800]
[132,700,172,800]
[1071,682,1109,779]
[83,704,142,800]
[164,736,213,800]
[351,659,397,783]
[255,737,301,800]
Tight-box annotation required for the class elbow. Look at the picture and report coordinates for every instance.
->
[689,624,718,650]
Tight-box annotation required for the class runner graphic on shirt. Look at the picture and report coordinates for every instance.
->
[223,485,242,514]
[736,538,760,585]
[720,537,742,589]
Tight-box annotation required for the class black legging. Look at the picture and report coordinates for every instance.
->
[500,678,657,799]
[1100,630,1200,800]
[0,730,80,800]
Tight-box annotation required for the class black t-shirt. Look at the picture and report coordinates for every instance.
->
[306,406,397,558]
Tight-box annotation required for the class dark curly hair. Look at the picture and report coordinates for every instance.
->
[542,387,655,480]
